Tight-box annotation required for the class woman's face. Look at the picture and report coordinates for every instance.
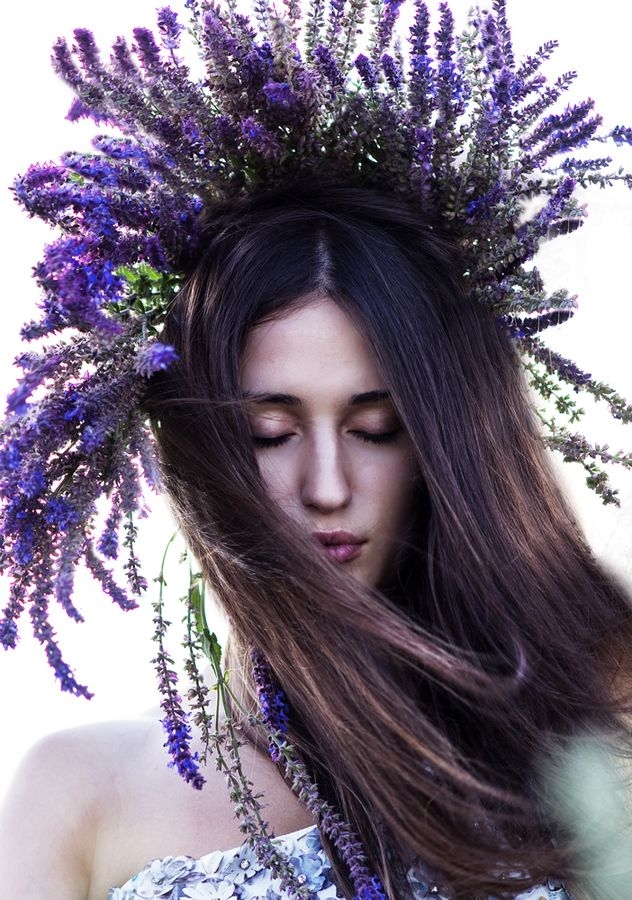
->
[240,297,419,589]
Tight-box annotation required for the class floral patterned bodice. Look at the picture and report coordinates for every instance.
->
[108,825,573,900]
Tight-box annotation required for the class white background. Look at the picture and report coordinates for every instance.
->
[1,0,631,801]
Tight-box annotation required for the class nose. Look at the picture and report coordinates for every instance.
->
[299,432,352,512]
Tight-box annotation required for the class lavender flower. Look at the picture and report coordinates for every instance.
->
[73,28,103,72]
[111,36,138,77]
[133,28,163,72]
[98,510,121,559]
[202,9,243,73]
[312,44,344,88]
[153,598,205,789]
[84,544,139,610]
[51,37,83,87]
[327,0,346,39]
[354,54,378,91]
[43,498,80,534]
[408,1,434,124]
[0,574,29,648]
[28,559,92,697]
[66,97,101,123]
[611,125,632,145]
[492,0,514,67]
[464,183,508,223]
[261,76,310,128]
[136,343,179,377]
[521,335,592,391]
[5,353,63,416]
[250,649,386,900]
[432,2,467,171]
[522,99,598,153]
[157,7,185,51]
[500,309,573,339]
[55,532,86,614]
[373,0,403,61]
[240,117,283,161]
[263,81,295,106]
[480,12,503,74]
[380,53,403,92]
[121,499,148,596]
[251,648,289,761]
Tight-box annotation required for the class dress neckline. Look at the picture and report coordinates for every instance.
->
[210,823,317,862]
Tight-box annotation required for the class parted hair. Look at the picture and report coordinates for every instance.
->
[143,181,632,898]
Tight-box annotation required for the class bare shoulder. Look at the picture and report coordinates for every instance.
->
[0,714,310,898]
[0,717,156,900]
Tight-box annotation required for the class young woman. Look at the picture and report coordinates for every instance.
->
[2,182,631,899]
[1,1,632,898]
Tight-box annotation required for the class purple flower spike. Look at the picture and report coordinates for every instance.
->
[263,81,295,106]
[500,309,574,340]
[249,648,387,900]
[240,117,283,161]
[0,581,27,649]
[111,36,138,76]
[136,343,179,377]
[354,54,378,91]
[44,498,80,534]
[153,604,205,789]
[374,0,404,60]
[0,618,18,649]
[83,545,139,610]
[51,37,83,87]
[133,27,163,71]
[6,353,62,416]
[30,583,93,698]
[612,125,632,145]
[73,28,102,72]
[381,53,403,91]
[157,7,184,51]
[312,44,345,89]
[97,515,120,559]
[251,648,289,761]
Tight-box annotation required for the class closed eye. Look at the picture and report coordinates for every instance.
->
[350,429,402,445]
[252,434,294,448]
[252,429,402,448]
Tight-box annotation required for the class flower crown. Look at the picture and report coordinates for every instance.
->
[1,0,631,729]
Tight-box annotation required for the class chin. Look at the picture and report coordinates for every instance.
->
[353,564,383,591]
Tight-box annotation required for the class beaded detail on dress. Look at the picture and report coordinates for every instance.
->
[108,825,573,900]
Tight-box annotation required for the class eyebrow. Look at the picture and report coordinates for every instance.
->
[242,389,391,407]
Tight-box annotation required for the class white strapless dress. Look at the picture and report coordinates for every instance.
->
[109,824,573,900]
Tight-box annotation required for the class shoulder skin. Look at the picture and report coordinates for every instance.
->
[0,714,312,899]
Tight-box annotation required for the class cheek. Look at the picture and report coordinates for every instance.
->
[366,449,419,528]
[254,452,296,506]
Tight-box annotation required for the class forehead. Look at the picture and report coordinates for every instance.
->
[240,297,383,395]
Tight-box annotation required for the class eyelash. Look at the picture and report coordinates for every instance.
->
[252,430,401,448]
[354,429,401,445]
[252,435,291,448]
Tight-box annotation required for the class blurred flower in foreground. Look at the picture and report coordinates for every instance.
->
[543,735,632,899]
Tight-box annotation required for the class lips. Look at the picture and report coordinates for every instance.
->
[312,530,365,563]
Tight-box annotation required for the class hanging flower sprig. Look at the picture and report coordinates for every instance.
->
[154,535,387,899]
[155,537,312,898]
[250,648,388,900]
[152,532,205,788]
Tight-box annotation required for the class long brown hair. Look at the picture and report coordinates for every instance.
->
[143,181,632,897]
